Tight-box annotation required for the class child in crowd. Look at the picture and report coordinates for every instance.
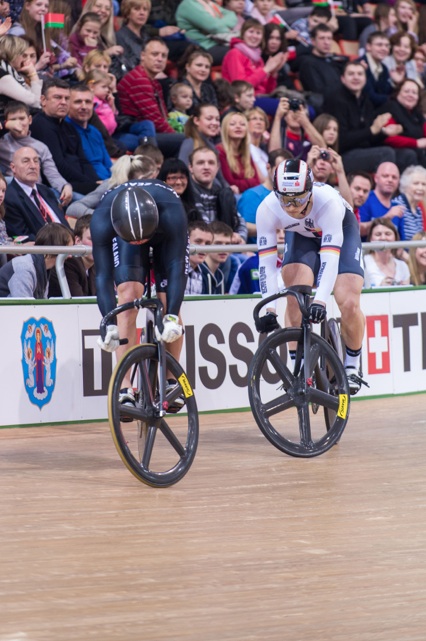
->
[85,69,118,136]
[200,221,234,295]
[168,82,194,133]
[221,80,256,118]
[69,12,103,67]
[250,0,276,25]
[185,220,214,295]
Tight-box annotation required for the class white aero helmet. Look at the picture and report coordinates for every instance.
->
[111,186,159,242]
[273,159,313,198]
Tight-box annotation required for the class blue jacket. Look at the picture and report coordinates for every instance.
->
[66,118,112,180]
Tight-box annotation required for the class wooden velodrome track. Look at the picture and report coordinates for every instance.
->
[1,394,426,641]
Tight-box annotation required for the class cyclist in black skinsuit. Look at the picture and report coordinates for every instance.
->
[91,179,189,408]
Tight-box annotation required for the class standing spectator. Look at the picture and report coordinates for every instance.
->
[216,110,261,194]
[363,218,410,288]
[347,170,373,223]
[30,78,100,194]
[5,146,70,241]
[199,220,233,294]
[359,161,404,239]
[66,84,112,181]
[408,230,426,285]
[176,0,238,66]
[392,165,426,241]
[185,220,214,295]
[179,47,218,112]
[0,222,73,298]
[117,37,184,157]
[323,61,400,174]
[0,35,43,120]
[359,31,393,108]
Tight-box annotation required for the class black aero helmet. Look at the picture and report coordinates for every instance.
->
[111,186,159,242]
[273,159,313,197]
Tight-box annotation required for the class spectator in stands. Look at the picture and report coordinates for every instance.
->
[178,103,221,167]
[85,69,118,136]
[250,0,275,25]
[66,84,112,181]
[185,220,214,295]
[0,101,73,205]
[116,0,187,71]
[246,106,269,180]
[167,83,193,133]
[383,31,420,88]
[323,61,400,174]
[359,32,393,108]
[392,165,426,241]
[134,141,163,172]
[8,0,53,73]
[0,171,12,264]
[222,0,247,32]
[376,79,426,168]
[49,214,97,297]
[288,5,334,48]
[359,4,398,58]
[5,146,70,242]
[199,220,234,295]
[261,23,293,90]
[414,48,426,87]
[363,218,410,288]
[312,113,339,152]
[189,146,247,242]
[0,222,73,298]
[179,47,218,112]
[216,110,261,194]
[306,145,353,205]
[237,147,290,244]
[176,0,238,66]
[221,19,285,98]
[221,80,256,118]
[158,158,201,223]
[0,35,43,120]
[394,0,419,41]
[30,78,100,194]
[347,170,373,223]
[408,230,426,285]
[117,37,184,157]
[297,24,346,99]
[268,96,325,161]
[68,12,104,67]
[81,48,112,77]
[359,161,404,239]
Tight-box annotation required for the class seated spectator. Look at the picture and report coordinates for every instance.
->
[185,220,214,295]
[178,47,218,113]
[0,101,73,206]
[359,3,398,58]
[167,82,193,133]
[414,48,426,87]
[383,31,420,88]
[221,80,256,118]
[189,146,247,242]
[359,31,393,108]
[158,158,201,223]
[30,78,100,194]
[178,103,222,169]
[216,111,261,194]
[250,0,275,25]
[221,19,285,100]
[222,0,247,32]
[408,230,426,285]
[66,84,112,181]
[363,217,410,288]
[288,5,334,48]
[347,170,373,223]
[376,79,426,169]
[269,96,325,161]
[116,0,188,71]
[117,37,184,157]
[297,24,347,101]
[199,220,234,295]
[312,113,339,151]
[246,106,269,180]
[0,222,73,298]
[68,12,104,67]
[8,0,56,75]
[176,0,238,66]
[85,69,118,136]
[134,141,163,173]
[49,214,97,297]
[392,165,426,241]
[0,35,43,120]
[81,48,113,78]
[394,0,419,42]
[261,23,293,90]
[5,146,71,241]
[306,145,353,205]
[237,147,291,244]
[358,161,404,239]
[0,171,12,265]
[230,228,284,294]
[323,61,400,174]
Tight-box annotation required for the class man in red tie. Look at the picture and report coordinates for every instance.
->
[5,146,70,242]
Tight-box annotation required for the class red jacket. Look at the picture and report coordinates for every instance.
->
[221,38,277,95]
[383,116,426,148]
[216,144,260,192]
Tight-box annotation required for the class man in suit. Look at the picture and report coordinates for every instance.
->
[5,146,71,242]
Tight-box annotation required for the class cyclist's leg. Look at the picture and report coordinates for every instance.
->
[333,273,365,357]
[281,232,319,327]
[282,263,315,328]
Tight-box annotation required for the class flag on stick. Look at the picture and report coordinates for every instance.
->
[45,13,65,28]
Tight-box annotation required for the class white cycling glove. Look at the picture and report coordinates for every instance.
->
[155,314,183,344]
[97,324,120,352]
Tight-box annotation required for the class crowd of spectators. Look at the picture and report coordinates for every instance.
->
[0,0,425,298]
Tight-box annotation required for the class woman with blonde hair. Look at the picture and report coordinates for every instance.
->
[216,111,261,193]
[0,35,43,120]
[312,113,339,152]
[408,230,426,285]
[246,106,269,180]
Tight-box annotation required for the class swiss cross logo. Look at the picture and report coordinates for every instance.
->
[366,315,390,374]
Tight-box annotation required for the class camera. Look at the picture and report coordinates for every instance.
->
[319,150,330,161]
[289,98,302,112]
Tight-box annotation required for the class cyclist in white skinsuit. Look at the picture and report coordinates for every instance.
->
[256,158,367,394]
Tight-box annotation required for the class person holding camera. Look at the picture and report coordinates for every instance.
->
[268,96,326,162]
[306,145,353,207]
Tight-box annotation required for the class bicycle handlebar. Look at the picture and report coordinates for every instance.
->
[253,285,313,325]
[99,297,165,341]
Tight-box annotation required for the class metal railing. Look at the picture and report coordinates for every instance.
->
[1,239,426,299]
